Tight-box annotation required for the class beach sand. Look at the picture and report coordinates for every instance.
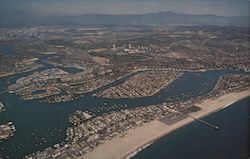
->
[80,90,250,159]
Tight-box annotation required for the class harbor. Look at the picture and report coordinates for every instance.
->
[0,69,249,158]
[23,73,250,158]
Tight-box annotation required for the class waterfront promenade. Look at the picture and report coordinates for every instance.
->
[81,90,250,159]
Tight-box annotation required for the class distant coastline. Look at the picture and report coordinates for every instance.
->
[81,90,250,159]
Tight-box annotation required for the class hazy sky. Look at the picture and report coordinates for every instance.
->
[0,0,249,16]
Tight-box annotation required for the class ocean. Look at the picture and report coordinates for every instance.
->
[132,97,250,159]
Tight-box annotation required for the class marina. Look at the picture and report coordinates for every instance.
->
[0,68,249,158]
[0,25,249,158]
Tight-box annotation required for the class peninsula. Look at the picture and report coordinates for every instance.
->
[24,74,250,159]
[82,90,249,159]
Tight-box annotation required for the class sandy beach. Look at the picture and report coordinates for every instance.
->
[80,90,250,159]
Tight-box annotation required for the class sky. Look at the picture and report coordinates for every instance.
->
[0,0,249,17]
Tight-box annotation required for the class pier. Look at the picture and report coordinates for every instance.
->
[188,115,220,130]
[166,106,220,130]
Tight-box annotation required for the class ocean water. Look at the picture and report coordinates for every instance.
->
[132,97,250,159]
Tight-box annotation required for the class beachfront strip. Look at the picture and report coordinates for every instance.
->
[25,103,200,159]
[94,70,183,98]
[24,74,250,159]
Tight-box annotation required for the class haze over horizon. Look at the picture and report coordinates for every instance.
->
[0,0,249,17]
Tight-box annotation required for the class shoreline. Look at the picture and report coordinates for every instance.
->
[0,72,16,78]
[81,90,250,159]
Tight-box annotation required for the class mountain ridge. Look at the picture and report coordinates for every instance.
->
[1,11,248,27]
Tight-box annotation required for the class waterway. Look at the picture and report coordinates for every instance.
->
[132,97,250,159]
[0,47,249,158]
